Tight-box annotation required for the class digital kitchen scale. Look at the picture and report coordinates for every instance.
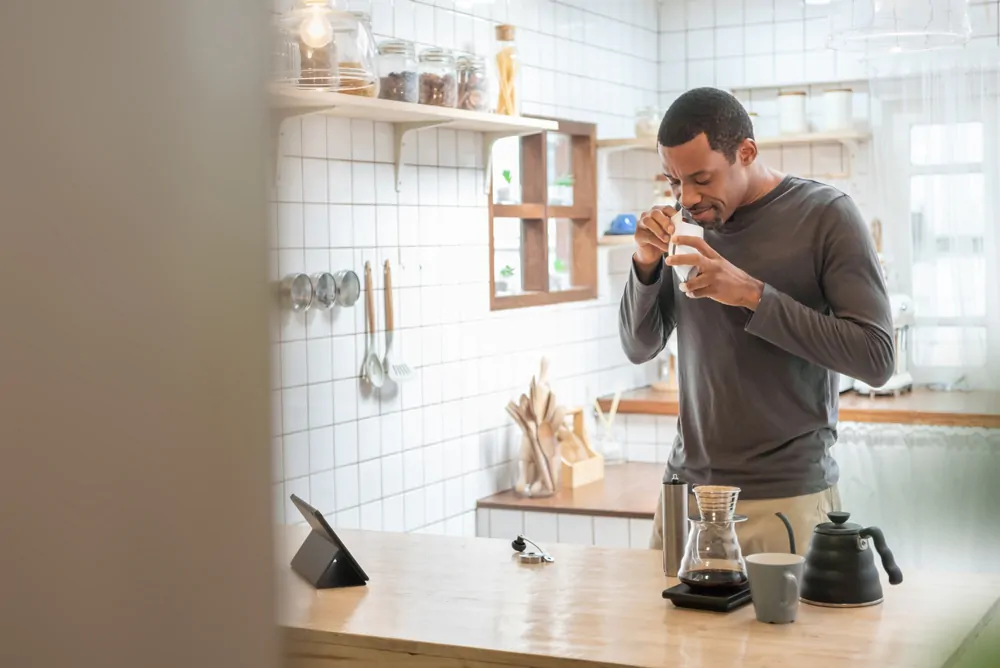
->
[662,582,752,613]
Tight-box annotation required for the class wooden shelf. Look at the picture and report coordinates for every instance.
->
[756,130,870,148]
[269,85,558,193]
[597,386,1000,429]
[597,130,870,153]
[598,234,636,246]
[596,136,658,153]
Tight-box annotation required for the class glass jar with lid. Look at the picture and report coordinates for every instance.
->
[337,10,378,97]
[456,53,491,112]
[377,39,418,103]
[418,48,457,108]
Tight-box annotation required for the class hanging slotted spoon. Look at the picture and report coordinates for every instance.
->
[382,259,412,383]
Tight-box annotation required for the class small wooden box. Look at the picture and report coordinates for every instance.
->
[559,408,605,489]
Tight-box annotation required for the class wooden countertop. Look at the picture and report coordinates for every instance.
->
[278,526,1000,668]
[477,462,662,519]
[597,387,1000,429]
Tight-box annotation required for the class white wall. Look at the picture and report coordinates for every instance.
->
[270,0,661,534]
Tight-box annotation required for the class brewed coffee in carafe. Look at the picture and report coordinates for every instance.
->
[677,485,748,590]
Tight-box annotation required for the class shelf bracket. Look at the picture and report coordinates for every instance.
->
[393,121,449,193]
[270,106,336,188]
[482,131,526,195]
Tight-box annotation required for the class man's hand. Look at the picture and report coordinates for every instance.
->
[665,236,765,310]
[633,206,676,283]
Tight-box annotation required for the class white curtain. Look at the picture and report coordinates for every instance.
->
[833,423,1000,574]
[867,47,1000,390]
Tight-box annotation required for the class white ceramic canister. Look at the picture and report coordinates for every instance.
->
[777,91,808,135]
[822,88,853,132]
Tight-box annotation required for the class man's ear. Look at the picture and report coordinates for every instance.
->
[738,138,757,167]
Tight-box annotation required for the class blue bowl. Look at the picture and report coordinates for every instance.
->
[608,213,637,235]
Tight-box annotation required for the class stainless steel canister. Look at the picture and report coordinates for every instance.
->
[661,473,688,577]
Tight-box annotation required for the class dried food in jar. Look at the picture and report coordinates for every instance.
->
[379,71,418,102]
[338,61,378,97]
[419,72,457,107]
[458,61,489,111]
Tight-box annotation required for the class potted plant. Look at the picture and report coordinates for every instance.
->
[496,169,513,204]
[497,265,515,293]
[549,173,574,206]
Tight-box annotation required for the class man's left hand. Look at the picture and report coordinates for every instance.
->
[665,236,765,310]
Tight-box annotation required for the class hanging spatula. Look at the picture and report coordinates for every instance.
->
[382,259,412,383]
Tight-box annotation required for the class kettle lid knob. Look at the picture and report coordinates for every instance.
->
[828,511,851,524]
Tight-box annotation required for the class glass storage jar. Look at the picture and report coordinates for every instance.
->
[377,39,418,103]
[337,10,378,97]
[456,53,491,112]
[418,48,457,107]
[494,24,520,115]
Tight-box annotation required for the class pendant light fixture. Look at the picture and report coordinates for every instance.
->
[273,0,377,93]
[827,0,972,53]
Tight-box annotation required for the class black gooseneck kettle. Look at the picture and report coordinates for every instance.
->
[774,510,903,608]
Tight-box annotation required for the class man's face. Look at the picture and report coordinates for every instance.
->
[659,133,752,230]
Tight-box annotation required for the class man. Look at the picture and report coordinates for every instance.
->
[619,87,894,555]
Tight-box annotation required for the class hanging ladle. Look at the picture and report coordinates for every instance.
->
[361,261,385,388]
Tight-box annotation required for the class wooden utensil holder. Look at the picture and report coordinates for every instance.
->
[559,407,604,489]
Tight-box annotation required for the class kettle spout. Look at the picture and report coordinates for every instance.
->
[775,512,796,555]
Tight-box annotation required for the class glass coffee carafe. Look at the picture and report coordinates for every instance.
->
[677,485,749,590]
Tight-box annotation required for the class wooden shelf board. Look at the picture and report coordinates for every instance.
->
[596,130,870,153]
[596,136,658,152]
[490,286,596,311]
[597,386,1000,429]
[598,234,636,246]
[755,130,870,147]
[270,85,558,134]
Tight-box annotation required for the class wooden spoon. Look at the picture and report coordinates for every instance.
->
[508,403,553,492]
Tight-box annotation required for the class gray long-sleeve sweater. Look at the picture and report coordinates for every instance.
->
[619,175,894,500]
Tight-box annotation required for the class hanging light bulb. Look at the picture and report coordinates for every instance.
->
[299,2,334,50]
[828,0,972,52]
[273,0,378,92]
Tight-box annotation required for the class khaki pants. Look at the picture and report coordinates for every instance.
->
[650,485,841,556]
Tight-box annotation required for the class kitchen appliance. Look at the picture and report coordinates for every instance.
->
[662,484,753,613]
[677,485,748,589]
[660,473,688,577]
[800,511,903,607]
[853,293,914,397]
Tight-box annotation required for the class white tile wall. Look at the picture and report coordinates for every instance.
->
[272,0,662,533]
[656,0,1000,223]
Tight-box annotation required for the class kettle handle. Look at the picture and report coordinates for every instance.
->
[775,512,796,555]
[860,526,903,585]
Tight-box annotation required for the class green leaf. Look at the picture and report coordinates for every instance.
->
[502,169,512,184]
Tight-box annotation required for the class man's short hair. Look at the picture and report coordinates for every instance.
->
[657,87,754,163]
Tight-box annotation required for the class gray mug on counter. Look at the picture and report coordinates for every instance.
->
[746,553,805,624]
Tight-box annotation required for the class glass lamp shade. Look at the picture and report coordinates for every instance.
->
[273,0,377,92]
[828,0,972,53]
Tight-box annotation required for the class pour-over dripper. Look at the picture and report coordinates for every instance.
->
[677,485,748,590]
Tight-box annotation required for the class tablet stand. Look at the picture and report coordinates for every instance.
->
[291,529,367,589]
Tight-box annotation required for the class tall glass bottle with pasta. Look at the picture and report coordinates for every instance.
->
[493,24,520,116]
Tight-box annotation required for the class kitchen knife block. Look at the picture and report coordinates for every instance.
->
[560,407,604,489]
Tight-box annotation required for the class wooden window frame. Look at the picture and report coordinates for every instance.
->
[488,117,598,311]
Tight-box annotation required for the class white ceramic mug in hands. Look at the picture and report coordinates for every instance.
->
[667,219,705,282]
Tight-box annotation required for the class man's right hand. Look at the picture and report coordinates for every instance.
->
[634,206,676,284]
